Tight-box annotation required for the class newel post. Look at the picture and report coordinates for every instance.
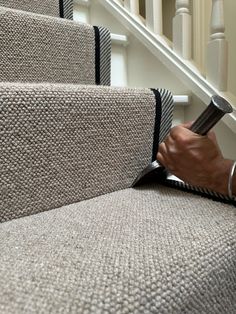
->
[145,0,163,35]
[206,0,228,91]
[173,0,192,59]
[124,0,139,15]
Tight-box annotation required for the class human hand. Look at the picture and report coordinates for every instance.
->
[156,123,232,195]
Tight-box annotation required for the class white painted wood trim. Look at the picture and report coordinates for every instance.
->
[98,0,236,133]
[111,33,129,46]
[124,0,139,15]
[192,0,210,74]
[153,0,163,35]
[145,0,163,35]
[173,0,192,60]
[206,0,228,91]
[173,95,190,106]
[73,0,91,6]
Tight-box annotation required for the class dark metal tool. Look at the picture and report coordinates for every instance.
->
[132,95,233,187]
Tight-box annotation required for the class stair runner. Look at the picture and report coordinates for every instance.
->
[0,0,73,19]
[0,6,111,86]
[0,185,235,313]
[0,1,236,313]
[0,83,173,222]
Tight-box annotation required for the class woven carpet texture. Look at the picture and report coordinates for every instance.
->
[0,83,173,222]
[0,185,235,313]
[0,0,73,18]
[0,0,60,17]
[1,2,235,312]
[0,7,110,85]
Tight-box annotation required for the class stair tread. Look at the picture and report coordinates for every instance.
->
[0,185,235,313]
[0,0,73,19]
[0,6,110,85]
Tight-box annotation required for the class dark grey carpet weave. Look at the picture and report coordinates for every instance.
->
[0,7,110,85]
[0,0,73,18]
[0,185,235,313]
[0,83,173,222]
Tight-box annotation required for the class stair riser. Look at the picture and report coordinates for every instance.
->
[0,84,173,222]
[0,7,111,86]
[0,0,73,18]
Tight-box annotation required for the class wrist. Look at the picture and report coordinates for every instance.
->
[228,161,236,198]
[211,159,233,196]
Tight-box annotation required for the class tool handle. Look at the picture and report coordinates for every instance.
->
[190,95,233,135]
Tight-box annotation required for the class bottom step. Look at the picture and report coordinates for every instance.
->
[0,185,235,313]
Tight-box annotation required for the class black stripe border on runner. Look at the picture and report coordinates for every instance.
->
[93,26,101,85]
[150,89,162,162]
[59,0,64,18]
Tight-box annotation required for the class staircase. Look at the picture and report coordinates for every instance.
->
[0,1,236,313]
[74,0,236,159]
[98,1,236,118]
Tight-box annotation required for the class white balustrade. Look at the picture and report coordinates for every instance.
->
[173,0,192,60]
[145,0,163,35]
[206,0,228,91]
[124,0,139,15]
[118,0,228,92]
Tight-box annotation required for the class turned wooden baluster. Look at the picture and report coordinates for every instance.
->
[124,0,139,15]
[173,0,192,60]
[145,0,163,35]
[206,0,228,91]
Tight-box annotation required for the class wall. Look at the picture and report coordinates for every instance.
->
[126,35,189,125]
[224,0,236,97]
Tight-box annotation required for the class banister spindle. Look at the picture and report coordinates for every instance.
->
[124,0,139,15]
[145,0,163,35]
[206,0,228,91]
[173,0,192,59]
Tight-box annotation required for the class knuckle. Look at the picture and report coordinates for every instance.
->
[170,126,191,146]
[170,126,180,138]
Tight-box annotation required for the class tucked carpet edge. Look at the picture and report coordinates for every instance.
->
[59,0,73,19]
[94,26,101,85]
[98,26,111,86]
[150,88,162,162]
[59,0,64,18]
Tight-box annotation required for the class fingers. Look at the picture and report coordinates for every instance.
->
[157,143,167,165]
[156,122,224,187]
[206,130,223,157]
[157,142,176,172]
[156,124,195,173]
